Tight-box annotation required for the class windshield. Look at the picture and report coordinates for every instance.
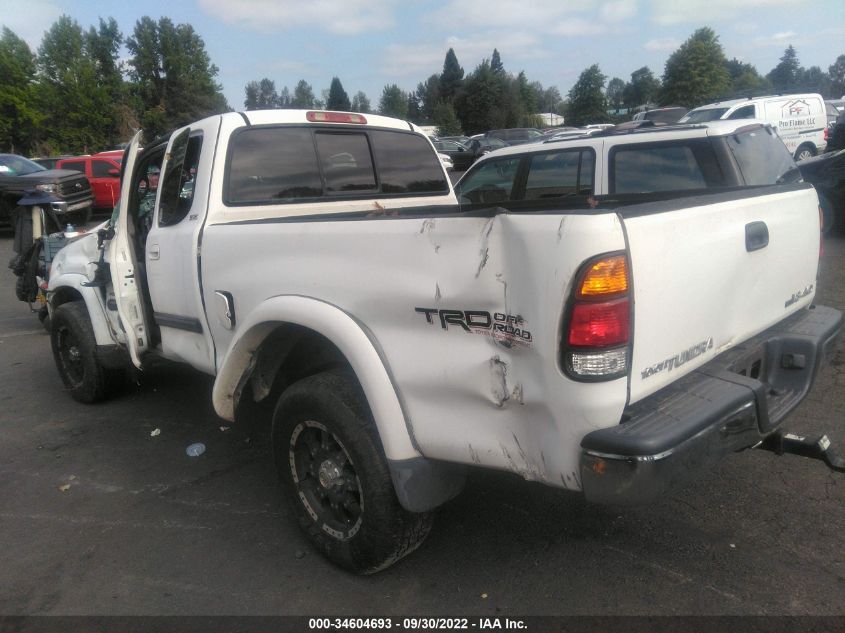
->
[726,125,800,185]
[0,155,47,176]
[682,108,729,123]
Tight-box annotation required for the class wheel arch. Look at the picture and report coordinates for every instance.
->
[48,278,116,347]
[214,295,420,461]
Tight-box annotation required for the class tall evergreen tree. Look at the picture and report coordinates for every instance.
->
[440,48,464,103]
[455,59,500,134]
[491,49,505,75]
[378,84,408,119]
[326,76,351,111]
[661,28,731,107]
[291,80,316,108]
[566,64,608,126]
[767,45,801,93]
[351,91,371,113]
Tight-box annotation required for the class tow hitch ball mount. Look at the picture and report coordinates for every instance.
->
[760,430,845,473]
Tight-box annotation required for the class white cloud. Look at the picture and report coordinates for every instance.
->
[0,0,62,49]
[197,0,397,35]
[600,0,638,22]
[426,0,600,29]
[650,0,793,25]
[644,37,681,51]
[549,18,610,36]
[752,31,797,46]
[379,31,548,79]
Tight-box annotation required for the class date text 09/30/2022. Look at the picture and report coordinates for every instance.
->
[309,617,528,630]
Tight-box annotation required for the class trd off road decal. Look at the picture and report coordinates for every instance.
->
[414,308,533,348]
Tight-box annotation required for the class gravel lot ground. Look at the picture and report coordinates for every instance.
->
[0,228,843,619]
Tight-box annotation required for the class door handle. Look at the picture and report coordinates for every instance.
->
[148,243,160,260]
[745,221,769,252]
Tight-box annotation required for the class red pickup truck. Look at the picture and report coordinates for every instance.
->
[56,153,121,211]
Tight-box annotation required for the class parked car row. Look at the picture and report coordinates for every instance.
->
[28,150,127,215]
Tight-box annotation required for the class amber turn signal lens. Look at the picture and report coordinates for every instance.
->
[578,255,628,297]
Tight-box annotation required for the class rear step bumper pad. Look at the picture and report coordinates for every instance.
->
[580,304,842,506]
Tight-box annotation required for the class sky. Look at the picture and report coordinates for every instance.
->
[2,0,844,111]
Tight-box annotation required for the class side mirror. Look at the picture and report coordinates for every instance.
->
[108,169,120,177]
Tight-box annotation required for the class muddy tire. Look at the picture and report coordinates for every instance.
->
[51,301,124,403]
[272,370,433,574]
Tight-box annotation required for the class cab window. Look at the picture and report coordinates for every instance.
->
[728,105,756,120]
[314,132,376,193]
[60,160,85,173]
[610,141,723,193]
[158,130,203,227]
[455,157,521,205]
[92,159,117,178]
[523,150,594,200]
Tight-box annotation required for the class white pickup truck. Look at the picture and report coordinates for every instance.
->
[45,111,843,573]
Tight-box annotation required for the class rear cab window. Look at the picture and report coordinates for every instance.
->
[224,125,448,206]
[59,160,86,173]
[609,141,723,194]
[725,125,799,185]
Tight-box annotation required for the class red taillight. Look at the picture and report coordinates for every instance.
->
[824,127,830,142]
[306,111,367,124]
[562,252,631,380]
[568,298,630,347]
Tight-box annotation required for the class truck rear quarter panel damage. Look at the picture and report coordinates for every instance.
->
[202,211,629,490]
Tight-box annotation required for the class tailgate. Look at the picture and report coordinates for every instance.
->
[622,184,820,404]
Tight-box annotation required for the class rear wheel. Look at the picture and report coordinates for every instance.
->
[795,144,815,162]
[272,370,432,574]
[51,301,125,403]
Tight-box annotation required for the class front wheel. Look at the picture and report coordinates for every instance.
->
[50,301,125,403]
[272,370,433,574]
[794,144,815,162]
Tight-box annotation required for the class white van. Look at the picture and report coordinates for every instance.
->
[680,94,827,160]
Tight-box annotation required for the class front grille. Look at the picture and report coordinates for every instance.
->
[59,178,91,196]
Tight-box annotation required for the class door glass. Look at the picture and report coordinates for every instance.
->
[158,130,203,226]
[92,160,116,177]
[454,158,521,204]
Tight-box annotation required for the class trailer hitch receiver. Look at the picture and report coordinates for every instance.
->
[760,430,845,473]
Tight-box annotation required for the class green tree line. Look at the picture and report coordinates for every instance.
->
[245,28,844,133]
[3,15,844,154]
[0,15,227,156]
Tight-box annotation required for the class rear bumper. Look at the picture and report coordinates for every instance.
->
[580,305,842,505]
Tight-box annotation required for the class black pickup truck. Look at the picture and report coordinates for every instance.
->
[0,154,94,228]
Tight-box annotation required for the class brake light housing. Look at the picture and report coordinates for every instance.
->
[306,111,367,124]
[561,252,632,381]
